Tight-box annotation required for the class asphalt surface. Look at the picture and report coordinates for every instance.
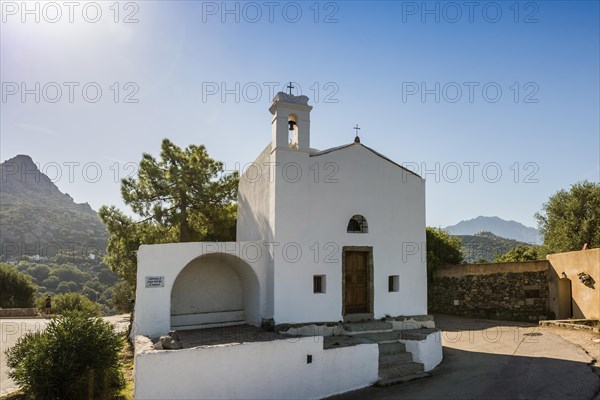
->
[328,315,600,400]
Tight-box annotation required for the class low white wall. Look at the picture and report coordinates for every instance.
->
[400,331,443,372]
[134,335,379,400]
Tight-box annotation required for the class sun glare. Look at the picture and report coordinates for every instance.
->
[1,1,138,47]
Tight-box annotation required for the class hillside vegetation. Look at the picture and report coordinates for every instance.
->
[1,155,122,314]
[455,231,530,263]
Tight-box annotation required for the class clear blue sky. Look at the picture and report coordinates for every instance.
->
[2,1,598,228]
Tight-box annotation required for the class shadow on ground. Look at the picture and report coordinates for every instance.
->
[327,314,600,400]
[328,347,599,400]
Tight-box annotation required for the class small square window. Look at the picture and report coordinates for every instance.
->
[313,275,326,293]
[388,275,399,292]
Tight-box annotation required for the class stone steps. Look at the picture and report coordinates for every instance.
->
[326,319,430,387]
[378,341,406,354]
[376,372,431,387]
[363,329,428,386]
[353,331,402,343]
[379,360,425,379]
[343,313,374,323]
[398,328,440,341]
[379,352,414,367]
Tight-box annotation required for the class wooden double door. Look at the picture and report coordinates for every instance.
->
[343,249,372,314]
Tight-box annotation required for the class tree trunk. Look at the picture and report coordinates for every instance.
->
[179,196,191,242]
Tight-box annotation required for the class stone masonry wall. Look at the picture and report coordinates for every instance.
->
[428,261,553,322]
[0,308,37,317]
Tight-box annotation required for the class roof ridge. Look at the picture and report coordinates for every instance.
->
[309,143,422,179]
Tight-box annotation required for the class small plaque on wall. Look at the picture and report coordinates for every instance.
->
[145,276,164,288]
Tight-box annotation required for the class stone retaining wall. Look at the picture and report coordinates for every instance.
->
[0,308,38,318]
[428,261,553,322]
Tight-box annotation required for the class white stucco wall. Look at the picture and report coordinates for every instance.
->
[237,144,276,318]
[237,144,272,242]
[264,143,426,324]
[171,255,243,314]
[134,242,267,338]
[134,335,379,400]
[400,331,443,371]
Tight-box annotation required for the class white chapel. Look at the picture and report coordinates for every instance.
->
[134,92,427,336]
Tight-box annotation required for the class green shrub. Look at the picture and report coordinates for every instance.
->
[35,292,102,317]
[5,311,124,399]
[42,275,59,289]
[0,263,36,308]
[56,280,80,293]
[111,281,135,313]
[494,244,548,262]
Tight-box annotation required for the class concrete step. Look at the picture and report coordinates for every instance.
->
[323,335,372,350]
[378,342,406,354]
[343,321,393,334]
[353,331,402,343]
[379,352,414,367]
[379,362,425,380]
[398,328,441,341]
[343,313,374,323]
[376,372,431,387]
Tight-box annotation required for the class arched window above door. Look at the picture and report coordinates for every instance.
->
[347,215,368,233]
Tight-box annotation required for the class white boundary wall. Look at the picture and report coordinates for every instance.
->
[134,336,379,400]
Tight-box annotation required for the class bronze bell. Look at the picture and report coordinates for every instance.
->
[288,120,296,131]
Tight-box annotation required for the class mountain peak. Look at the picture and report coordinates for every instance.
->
[469,216,506,223]
[0,154,108,257]
[1,154,58,193]
[8,154,35,162]
[2,154,40,172]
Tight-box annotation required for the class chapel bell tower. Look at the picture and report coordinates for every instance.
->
[269,89,312,150]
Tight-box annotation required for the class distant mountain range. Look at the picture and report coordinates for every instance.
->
[444,216,542,245]
[0,154,108,258]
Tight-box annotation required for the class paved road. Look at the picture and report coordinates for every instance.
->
[330,315,600,400]
[0,314,130,396]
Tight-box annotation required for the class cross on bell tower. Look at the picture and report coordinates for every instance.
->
[287,82,295,95]
[353,124,361,143]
